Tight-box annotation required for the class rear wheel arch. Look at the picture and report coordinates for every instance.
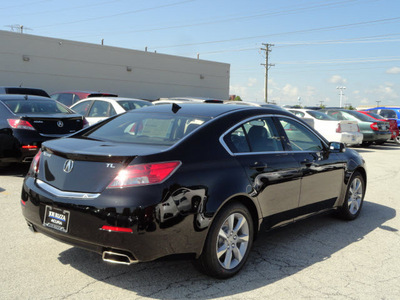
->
[194,197,259,278]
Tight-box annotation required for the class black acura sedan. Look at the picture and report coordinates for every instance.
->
[0,95,88,166]
[21,103,366,278]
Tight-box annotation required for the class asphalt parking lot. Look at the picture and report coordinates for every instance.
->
[1,144,399,300]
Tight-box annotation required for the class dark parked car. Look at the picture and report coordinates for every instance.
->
[320,108,391,146]
[0,95,87,166]
[21,104,366,278]
[50,91,118,107]
[0,86,50,97]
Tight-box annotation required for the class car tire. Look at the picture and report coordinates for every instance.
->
[361,142,372,147]
[338,171,365,220]
[194,202,254,279]
[394,136,400,144]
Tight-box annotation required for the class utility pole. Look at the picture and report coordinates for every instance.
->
[261,43,274,103]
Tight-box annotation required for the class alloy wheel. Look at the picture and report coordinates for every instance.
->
[348,177,363,215]
[216,212,249,269]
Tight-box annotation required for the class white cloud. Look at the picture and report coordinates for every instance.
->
[386,67,400,74]
[329,75,347,85]
[282,84,299,98]
[247,77,257,87]
[366,83,398,100]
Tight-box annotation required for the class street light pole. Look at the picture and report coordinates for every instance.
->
[337,86,346,108]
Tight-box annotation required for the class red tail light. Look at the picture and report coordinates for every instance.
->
[101,225,133,233]
[370,122,379,131]
[83,118,89,128]
[28,150,42,176]
[7,119,36,130]
[107,161,181,188]
[22,145,38,150]
[336,123,342,133]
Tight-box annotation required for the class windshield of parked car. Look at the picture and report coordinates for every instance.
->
[117,100,152,111]
[344,110,376,122]
[83,112,210,145]
[306,110,335,120]
[3,99,71,114]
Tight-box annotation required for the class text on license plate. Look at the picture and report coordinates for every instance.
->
[43,205,70,233]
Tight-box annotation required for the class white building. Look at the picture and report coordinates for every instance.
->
[0,30,230,100]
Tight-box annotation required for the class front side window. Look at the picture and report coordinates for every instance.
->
[278,117,324,152]
[224,117,283,153]
[71,101,91,115]
[88,101,111,117]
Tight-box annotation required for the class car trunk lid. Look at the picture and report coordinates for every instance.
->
[21,114,84,135]
[37,138,168,193]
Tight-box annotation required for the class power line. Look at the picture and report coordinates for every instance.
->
[34,0,196,29]
[60,0,369,38]
[151,16,400,49]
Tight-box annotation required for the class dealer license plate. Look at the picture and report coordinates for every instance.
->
[43,205,70,233]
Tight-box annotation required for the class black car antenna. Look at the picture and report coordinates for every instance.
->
[172,103,181,113]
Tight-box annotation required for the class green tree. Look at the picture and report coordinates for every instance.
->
[234,96,242,101]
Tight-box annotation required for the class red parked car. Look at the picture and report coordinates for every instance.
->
[359,111,400,144]
[50,91,118,107]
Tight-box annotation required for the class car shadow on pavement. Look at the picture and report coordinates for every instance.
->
[0,163,29,177]
[57,201,396,299]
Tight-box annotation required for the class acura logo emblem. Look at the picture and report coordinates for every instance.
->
[63,160,74,173]
[57,121,64,127]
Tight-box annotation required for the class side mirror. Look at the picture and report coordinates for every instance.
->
[329,142,346,153]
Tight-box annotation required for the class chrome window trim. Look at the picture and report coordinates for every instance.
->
[219,113,329,157]
[36,179,100,199]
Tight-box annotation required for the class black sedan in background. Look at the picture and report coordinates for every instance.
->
[0,95,88,166]
[21,104,366,278]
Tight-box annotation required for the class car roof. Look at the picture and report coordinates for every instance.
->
[127,102,291,118]
[0,94,53,101]
[366,107,400,109]
[71,97,150,107]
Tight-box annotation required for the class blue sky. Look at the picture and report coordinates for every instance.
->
[2,0,399,107]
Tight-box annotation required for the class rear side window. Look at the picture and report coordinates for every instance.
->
[84,112,209,146]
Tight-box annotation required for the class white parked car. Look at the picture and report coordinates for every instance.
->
[70,97,153,126]
[289,109,363,146]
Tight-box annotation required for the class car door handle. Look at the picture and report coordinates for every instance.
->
[251,161,268,169]
[301,159,313,167]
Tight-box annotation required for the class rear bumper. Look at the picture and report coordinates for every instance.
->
[340,132,363,145]
[21,176,207,262]
[362,131,392,142]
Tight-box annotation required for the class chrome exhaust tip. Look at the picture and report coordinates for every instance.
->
[27,222,37,233]
[102,251,138,265]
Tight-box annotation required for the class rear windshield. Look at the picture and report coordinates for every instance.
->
[3,100,71,114]
[307,110,335,120]
[117,100,152,111]
[364,112,383,119]
[345,110,375,122]
[83,112,210,146]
